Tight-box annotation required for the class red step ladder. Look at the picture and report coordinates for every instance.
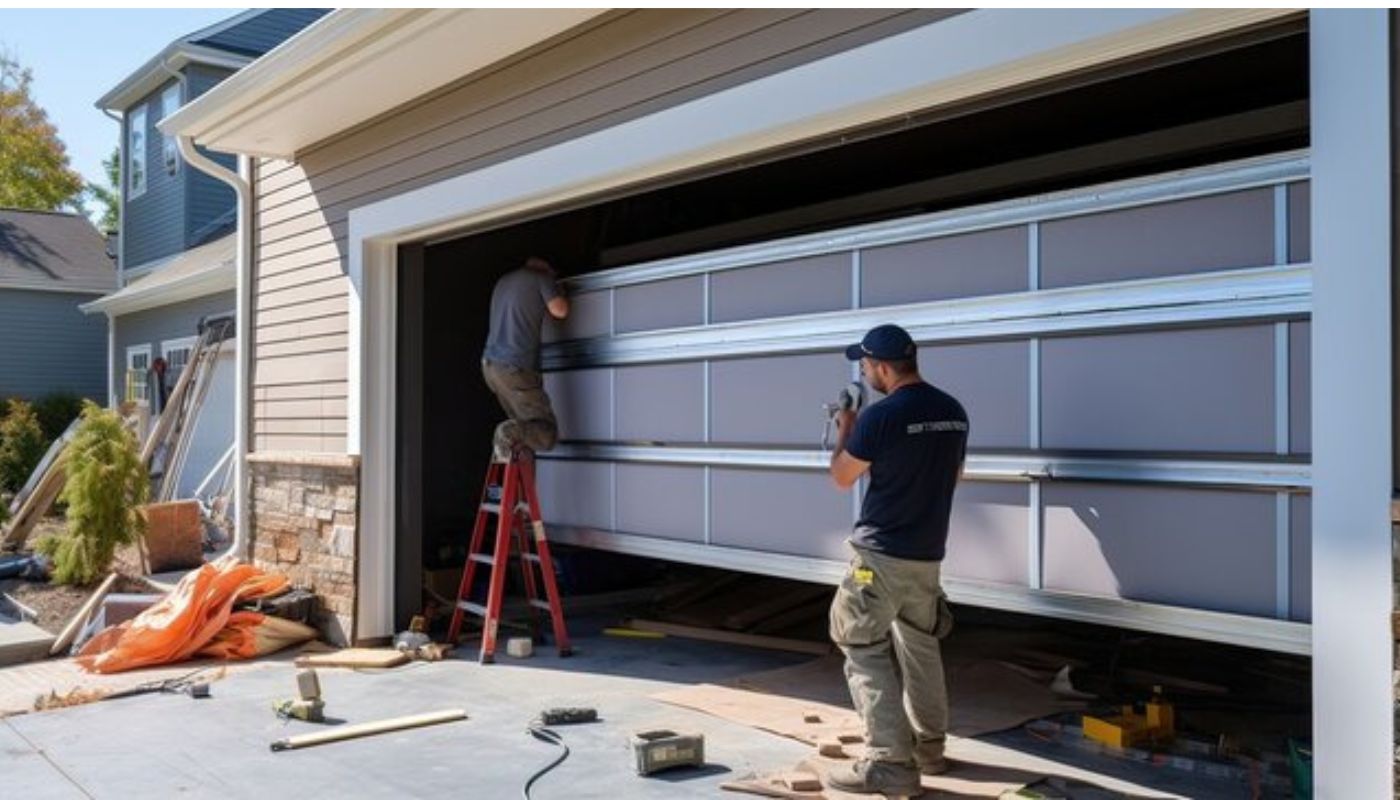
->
[447,452,572,663]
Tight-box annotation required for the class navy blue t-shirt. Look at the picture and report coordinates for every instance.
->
[844,382,968,561]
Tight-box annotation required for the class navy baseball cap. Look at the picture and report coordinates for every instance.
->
[845,324,916,361]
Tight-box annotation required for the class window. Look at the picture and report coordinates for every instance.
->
[161,84,180,175]
[128,106,147,198]
[161,336,196,392]
[125,345,152,404]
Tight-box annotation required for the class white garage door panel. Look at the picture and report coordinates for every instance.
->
[617,464,704,542]
[1040,188,1275,288]
[1042,484,1276,617]
[862,225,1028,306]
[710,351,850,446]
[710,468,852,560]
[615,275,704,333]
[616,363,704,443]
[1041,325,1275,453]
[537,460,612,530]
[544,368,612,441]
[919,341,1029,449]
[943,482,1030,586]
[710,253,850,323]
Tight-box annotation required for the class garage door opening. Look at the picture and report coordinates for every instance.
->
[395,25,1309,631]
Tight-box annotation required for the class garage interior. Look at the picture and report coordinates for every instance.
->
[391,20,1313,797]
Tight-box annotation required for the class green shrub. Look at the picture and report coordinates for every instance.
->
[36,402,149,585]
[0,399,45,493]
[33,391,84,442]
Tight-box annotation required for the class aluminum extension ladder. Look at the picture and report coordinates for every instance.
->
[446,451,572,663]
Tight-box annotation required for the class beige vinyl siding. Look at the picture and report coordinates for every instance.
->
[250,9,944,452]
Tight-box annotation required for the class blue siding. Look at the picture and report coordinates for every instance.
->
[111,290,235,399]
[0,289,108,401]
[123,78,186,269]
[192,9,330,57]
[185,65,237,247]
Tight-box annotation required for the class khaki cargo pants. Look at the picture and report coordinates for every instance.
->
[482,359,559,455]
[829,544,953,766]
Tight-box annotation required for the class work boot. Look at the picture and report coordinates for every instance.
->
[915,755,948,776]
[825,758,922,796]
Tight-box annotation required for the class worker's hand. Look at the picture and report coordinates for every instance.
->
[835,408,856,433]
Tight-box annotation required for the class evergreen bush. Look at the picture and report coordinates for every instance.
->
[37,402,149,585]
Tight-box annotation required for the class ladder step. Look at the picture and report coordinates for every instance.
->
[529,599,554,611]
[458,601,487,617]
[521,553,541,563]
[480,502,502,514]
[469,553,495,565]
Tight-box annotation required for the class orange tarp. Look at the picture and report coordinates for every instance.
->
[77,556,316,674]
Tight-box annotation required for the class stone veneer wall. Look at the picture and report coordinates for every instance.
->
[248,453,359,645]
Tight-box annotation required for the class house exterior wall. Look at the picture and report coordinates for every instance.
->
[123,77,187,269]
[111,290,234,397]
[248,9,946,454]
[184,65,238,247]
[0,288,108,401]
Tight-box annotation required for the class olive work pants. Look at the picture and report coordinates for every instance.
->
[481,359,559,455]
[829,544,954,765]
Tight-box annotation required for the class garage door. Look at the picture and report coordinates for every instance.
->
[534,151,1312,653]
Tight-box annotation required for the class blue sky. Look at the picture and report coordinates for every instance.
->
[0,8,239,219]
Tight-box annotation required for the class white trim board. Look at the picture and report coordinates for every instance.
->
[343,9,1297,640]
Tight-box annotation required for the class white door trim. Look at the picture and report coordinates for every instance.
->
[1309,11,1393,797]
[343,9,1295,639]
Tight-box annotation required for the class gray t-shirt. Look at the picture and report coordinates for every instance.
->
[483,267,562,370]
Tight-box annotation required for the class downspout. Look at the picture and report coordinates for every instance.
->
[176,135,252,561]
[99,108,123,407]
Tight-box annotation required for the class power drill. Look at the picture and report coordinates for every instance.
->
[821,382,865,451]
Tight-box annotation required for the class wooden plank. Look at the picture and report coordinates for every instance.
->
[9,418,78,518]
[624,618,831,656]
[50,573,118,657]
[2,455,67,549]
[294,648,411,669]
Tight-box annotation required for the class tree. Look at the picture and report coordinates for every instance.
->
[87,146,120,232]
[0,52,84,211]
[38,402,148,585]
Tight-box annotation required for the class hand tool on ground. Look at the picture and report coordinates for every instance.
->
[820,382,865,450]
[270,708,467,752]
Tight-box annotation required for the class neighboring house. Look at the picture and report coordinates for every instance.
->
[0,209,116,401]
[160,10,1394,791]
[81,8,327,495]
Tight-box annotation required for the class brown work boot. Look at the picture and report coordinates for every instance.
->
[825,758,922,796]
[915,755,948,776]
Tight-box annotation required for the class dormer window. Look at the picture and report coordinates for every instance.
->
[128,106,147,198]
[161,84,180,175]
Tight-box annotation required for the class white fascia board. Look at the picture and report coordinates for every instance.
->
[79,263,235,317]
[160,9,611,158]
[96,43,252,113]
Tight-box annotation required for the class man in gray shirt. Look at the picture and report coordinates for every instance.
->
[482,256,570,460]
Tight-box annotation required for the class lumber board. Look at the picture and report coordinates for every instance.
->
[624,619,831,656]
[271,708,467,751]
[294,648,411,669]
[2,454,68,549]
[51,573,118,656]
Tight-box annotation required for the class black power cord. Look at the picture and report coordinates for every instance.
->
[523,708,598,800]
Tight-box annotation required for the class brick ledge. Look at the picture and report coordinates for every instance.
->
[247,451,360,469]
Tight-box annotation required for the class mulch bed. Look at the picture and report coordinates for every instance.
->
[2,517,159,635]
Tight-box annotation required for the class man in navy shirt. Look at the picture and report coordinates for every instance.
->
[826,323,968,796]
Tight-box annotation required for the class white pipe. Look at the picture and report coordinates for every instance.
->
[176,135,251,561]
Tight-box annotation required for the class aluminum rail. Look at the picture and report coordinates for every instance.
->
[542,443,1311,491]
[543,264,1310,370]
[562,150,1309,294]
[545,525,1310,654]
